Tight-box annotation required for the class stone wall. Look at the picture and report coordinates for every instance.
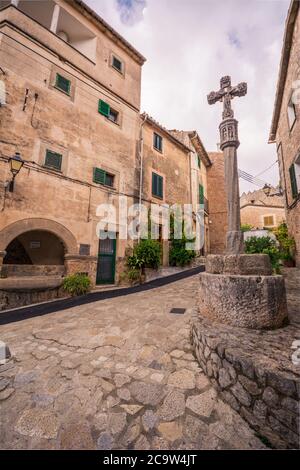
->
[274,4,300,266]
[1,264,65,277]
[207,152,227,254]
[240,204,286,230]
[0,283,65,311]
[191,310,300,449]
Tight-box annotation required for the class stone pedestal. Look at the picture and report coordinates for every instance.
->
[64,254,98,286]
[199,254,288,330]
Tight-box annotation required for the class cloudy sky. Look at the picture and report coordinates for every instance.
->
[86,0,289,194]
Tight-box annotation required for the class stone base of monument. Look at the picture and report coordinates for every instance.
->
[198,254,288,330]
[190,310,300,449]
[191,253,299,449]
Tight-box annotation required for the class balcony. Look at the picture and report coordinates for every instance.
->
[0,0,97,62]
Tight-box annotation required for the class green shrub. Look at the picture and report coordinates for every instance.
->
[127,239,161,270]
[273,222,295,262]
[63,273,91,296]
[169,239,196,267]
[241,223,253,232]
[169,213,196,267]
[245,236,281,273]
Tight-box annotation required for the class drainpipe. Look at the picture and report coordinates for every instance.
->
[138,114,148,242]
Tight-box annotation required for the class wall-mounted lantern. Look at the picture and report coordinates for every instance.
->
[262,184,284,198]
[8,152,24,192]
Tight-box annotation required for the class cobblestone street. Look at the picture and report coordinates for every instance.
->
[0,276,266,450]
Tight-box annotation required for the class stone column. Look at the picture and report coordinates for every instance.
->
[219,118,244,254]
[50,3,60,34]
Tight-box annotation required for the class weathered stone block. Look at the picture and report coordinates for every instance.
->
[198,272,288,329]
[206,254,272,275]
[231,382,252,407]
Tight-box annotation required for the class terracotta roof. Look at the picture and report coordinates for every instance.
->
[70,0,146,65]
[269,0,299,142]
[141,114,191,153]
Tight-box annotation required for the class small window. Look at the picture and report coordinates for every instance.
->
[93,167,114,188]
[98,100,119,124]
[153,133,163,152]
[287,97,296,130]
[263,216,275,227]
[55,73,71,95]
[108,108,119,124]
[112,56,123,74]
[199,184,204,204]
[152,172,163,199]
[44,149,62,171]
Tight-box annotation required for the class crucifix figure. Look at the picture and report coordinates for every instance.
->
[207,76,247,254]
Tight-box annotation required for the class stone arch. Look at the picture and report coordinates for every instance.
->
[0,218,78,255]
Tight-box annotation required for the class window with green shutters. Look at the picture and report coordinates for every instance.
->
[98,100,110,118]
[45,150,62,171]
[199,184,204,205]
[289,164,298,199]
[93,168,114,188]
[152,172,163,199]
[197,155,201,169]
[55,74,71,95]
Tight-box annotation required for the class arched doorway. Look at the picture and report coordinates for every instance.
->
[0,218,78,278]
[3,230,65,266]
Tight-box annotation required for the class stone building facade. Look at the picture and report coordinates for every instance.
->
[240,188,286,230]
[269,0,300,265]
[0,0,225,295]
[0,0,145,286]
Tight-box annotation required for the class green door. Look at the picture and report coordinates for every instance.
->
[96,234,116,285]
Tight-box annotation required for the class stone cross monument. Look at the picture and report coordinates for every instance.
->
[196,75,287,331]
[207,76,247,254]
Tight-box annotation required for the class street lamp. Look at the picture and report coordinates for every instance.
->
[8,152,24,192]
[262,183,284,197]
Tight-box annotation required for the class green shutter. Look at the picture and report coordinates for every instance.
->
[289,164,298,199]
[55,74,71,94]
[152,172,156,196]
[93,167,106,185]
[198,155,201,168]
[152,173,163,198]
[45,150,62,170]
[98,100,110,117]
[199,184,204,204]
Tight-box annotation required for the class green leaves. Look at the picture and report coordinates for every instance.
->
[245,236,281,273]
[127,239,161,270]
[63,274,91,296]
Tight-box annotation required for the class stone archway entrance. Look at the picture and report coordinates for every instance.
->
[0,218,78,277]
[3,230,65,277]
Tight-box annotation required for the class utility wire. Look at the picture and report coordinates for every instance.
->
[254,160,278,178]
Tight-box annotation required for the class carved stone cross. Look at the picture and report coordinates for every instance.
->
[207,76,247,254]
[208,76,247,120]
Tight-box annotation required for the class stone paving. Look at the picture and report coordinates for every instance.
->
[0,276,265,450]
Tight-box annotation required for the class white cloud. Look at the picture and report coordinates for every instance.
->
[85,0,289,193]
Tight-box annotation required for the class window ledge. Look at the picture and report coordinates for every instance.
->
[54,85,71,97]
[43,165,63,174]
